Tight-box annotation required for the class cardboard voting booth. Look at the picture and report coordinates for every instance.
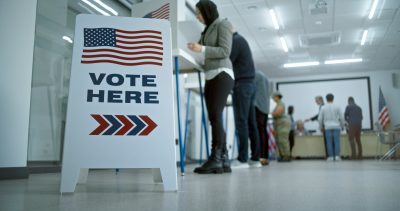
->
[131,0,184,49]
[131,0,204,70]
[60,14,177,193]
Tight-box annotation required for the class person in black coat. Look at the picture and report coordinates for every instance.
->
[230,30,261,168]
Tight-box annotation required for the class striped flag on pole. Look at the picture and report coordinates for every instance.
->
[267,123,277,157]
[378,87,390,130]
[81,28,163,66]
[143,3,169,20]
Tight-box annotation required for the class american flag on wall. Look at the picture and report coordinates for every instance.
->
[378,87,390,129]
[143,3,169,20]
[81,28,163,66]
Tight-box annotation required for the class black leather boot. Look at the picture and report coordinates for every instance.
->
[221,146,231,173]
[194,148,224,174]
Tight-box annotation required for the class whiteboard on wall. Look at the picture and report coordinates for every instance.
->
[277,77,373,131]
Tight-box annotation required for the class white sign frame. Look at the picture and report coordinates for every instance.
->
[60,14,177,193]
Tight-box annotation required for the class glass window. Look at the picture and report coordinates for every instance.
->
[28,0,131,164]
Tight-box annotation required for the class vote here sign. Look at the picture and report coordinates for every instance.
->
[60,14,177,193]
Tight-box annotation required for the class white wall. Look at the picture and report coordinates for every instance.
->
[270,70,400,129]
[278,78,373,130]
[0,1,37,167]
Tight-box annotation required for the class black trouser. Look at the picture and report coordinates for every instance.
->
[233,81,260,162]
[256,108,269,160]
[289,130,295,155]
[347,126,362,159]
[204,72,234,151]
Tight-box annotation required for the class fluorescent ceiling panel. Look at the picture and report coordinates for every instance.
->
[283,61,320,68]
[368,0,379,19]
[269,9,280,30]
[94,0,118,16]
[82,0,110,16]
[360,30,368,46]
[324,58,363,64]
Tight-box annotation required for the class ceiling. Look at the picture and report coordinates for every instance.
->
[67,0,400,78]
[215,0,400,77]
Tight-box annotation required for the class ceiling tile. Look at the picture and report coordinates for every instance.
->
[380,0,400,9]
[213,0,400,77]
[334,15,363,31]
[335,0,370,16]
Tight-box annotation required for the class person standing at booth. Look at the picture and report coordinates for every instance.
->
[187,0,234,174]
[344,97,363,159]
[318,94,345,161]
[229,29,261,168]
[254,70,270,166]
[288,105,296,158]
[305,95,327,157]
[271,91,291,162]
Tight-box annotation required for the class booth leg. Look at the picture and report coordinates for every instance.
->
[197,71,210,158]
[183,90,191,162]
[174,56,185,175]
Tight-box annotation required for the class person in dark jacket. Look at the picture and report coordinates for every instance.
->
[344,97,363,159]
[229,30,261,168]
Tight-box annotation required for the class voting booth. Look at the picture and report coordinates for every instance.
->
[131,0,210,175]
[60,14,177,193]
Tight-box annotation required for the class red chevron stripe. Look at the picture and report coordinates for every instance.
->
[90,114,109,135]
[115,115,134,136]
[139,115,157,136]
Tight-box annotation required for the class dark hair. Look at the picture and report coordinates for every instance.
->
[348,96,355,104]
[326,93,334,102]
[196,0,219,27]
[288,105,294,115]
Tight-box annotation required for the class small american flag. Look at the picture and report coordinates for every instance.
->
[143,3,169,20]
[81,28,163,66]
[378,87,390,129]
[267,123,277,157]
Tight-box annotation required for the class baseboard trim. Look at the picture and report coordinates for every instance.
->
[0,167,29,180]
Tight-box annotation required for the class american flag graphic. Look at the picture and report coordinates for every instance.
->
[267,123,277,156]
[81,28,163,66]
[143,3,169,20]
[378,87,390,129]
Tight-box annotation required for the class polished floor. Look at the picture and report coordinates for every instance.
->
[1,160,400,211]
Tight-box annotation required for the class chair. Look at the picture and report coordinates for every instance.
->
[375,122,400,160]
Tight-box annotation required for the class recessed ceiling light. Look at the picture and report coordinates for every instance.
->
[315,21,322,25]
[324,58,363,64]
[280,37,288,52]
[360,30,368,46]
[368,0,379,19]
[82,0,110,16]
[93,0,118,16]
[269,9,280,30]
[62,36,73,44]
[283,61,320,68]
